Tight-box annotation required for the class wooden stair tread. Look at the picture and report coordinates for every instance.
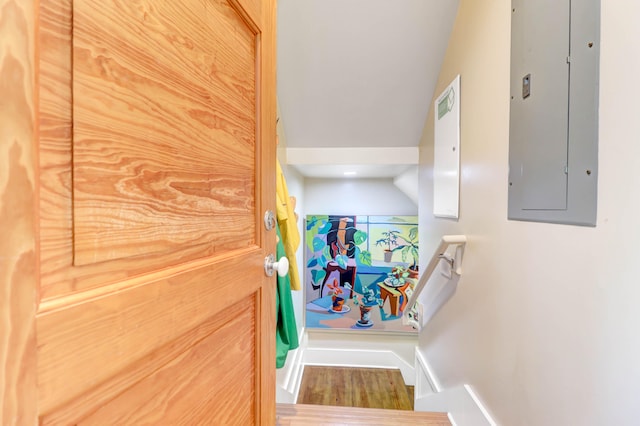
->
[276,403,451,425]
[297,366,413,410]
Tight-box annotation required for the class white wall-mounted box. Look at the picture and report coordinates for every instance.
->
[434,75,461,219]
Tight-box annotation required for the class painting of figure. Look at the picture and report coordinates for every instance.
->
[304,215,419,332]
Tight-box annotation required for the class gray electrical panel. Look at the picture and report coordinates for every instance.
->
[508,0,600,226]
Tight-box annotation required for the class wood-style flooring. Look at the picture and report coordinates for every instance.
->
[296,366,414,411]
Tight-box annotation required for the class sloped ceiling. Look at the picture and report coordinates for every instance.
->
[277,0,459,178]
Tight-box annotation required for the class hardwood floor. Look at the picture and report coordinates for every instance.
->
[296,366,414,410]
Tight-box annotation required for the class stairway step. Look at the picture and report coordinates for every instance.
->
[297,366,413,410]
[276,403,451,425]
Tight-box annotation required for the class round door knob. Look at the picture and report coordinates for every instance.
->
[264,254,289,277]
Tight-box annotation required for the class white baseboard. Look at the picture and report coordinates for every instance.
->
[415,348,440,396]
[303,347,415,385]
[276,330,308,403]
[415,349,496,426]
[276,331,496,426]
[277,331,497,425]
[303,329,418,385]
[276,328,418,403]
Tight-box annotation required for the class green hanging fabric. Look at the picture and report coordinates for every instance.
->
[275,223,299,368]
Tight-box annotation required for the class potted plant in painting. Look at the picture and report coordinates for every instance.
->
[352,287,383,327]
[375,229,401,262]
[394,227,419,278]
[326,279,348,313]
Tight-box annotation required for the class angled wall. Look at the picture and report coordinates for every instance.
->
[418,1,640,424]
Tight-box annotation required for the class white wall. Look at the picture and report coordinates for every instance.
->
[304,178,417,216]
[418,1,640,425]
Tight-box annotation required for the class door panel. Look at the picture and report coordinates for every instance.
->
[41,292,258,424]
[38,0,270,301]
[72,0,257,266]
[79,302,256,425]
[37,249,263,415]
[35,0,277,423]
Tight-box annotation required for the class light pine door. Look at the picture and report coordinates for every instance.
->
[35,0,275,423]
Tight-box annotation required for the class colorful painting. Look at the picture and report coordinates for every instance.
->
[304,215,419,332]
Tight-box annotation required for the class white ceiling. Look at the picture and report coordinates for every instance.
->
[277,0,459,177]
[290,163,414,179]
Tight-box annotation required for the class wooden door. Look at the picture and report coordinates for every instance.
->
[2,0,277,423]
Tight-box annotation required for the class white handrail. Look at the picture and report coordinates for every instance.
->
[403,235,467,323]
